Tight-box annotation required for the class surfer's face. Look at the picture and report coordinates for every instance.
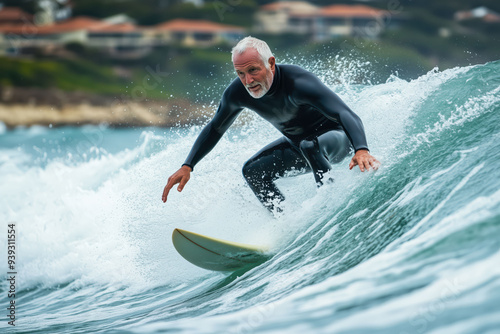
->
[233,48,275,99]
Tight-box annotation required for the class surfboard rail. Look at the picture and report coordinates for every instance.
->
[172,228,270,271]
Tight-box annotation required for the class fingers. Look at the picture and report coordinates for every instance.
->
[177,175,189,192]
[357,160,367,172]
[162,168,191,203]
[361,159,371,172]
[162,179,175,203]
[370,158,381,170]
[349,158,357,170]
[162,186,169,203]
[350,154,380,173]
[162,174,179,202]
[350,156,367,172]
[358,161,366,172]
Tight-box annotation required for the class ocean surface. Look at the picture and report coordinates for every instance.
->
[1,59,500,334]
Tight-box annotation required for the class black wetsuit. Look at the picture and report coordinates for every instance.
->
[183,64,369,211]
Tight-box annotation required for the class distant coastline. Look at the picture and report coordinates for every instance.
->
[0,87,209,129]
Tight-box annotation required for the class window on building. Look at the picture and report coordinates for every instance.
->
[324,17,345,26]
[352,18,373,27]
[193,32,213,42]
[173,32,185,41]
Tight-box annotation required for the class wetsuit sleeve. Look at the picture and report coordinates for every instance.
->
[183,89,243,170]
[294,73,369,152]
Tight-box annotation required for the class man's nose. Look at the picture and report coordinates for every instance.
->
[245,75,254,85]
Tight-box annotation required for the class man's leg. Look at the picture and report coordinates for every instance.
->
[242,137,310,212]
[298,129,351,185]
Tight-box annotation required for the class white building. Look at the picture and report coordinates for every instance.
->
[254,1,319,35]
[254,2,390,40]
[155,19,245,47]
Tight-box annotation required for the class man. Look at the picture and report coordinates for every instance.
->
[162,37,379,212]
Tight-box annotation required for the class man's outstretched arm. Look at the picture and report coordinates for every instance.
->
[161,121,224,203]
[161,85,243,203]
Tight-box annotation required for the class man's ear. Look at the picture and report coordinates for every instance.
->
[268,57,276,73]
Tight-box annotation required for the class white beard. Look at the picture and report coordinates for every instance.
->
[245,82,269,99]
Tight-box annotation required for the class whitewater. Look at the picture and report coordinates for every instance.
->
[1,59,499,334]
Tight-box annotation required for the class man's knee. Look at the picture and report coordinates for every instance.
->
[299,137,332,180]
[298,138,317,158]
[317,130,351,164]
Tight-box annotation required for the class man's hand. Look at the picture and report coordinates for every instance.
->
[349,150,380,172]
[162,165,192,203]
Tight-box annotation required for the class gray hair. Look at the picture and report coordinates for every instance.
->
[231,36,274,68]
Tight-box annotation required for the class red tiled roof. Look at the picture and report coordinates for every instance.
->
[0,7,33,21]
[0,24,38,35]
[40,16,109,33]
[261,1,317,11]
[320,5,386,18]
[455,7,500,22]
[0,16,245,36]
[483,13,500,22]
[0,17,141,35]
[156,19,244,32]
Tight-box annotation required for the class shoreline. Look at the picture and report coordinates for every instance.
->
[0,87,211,129]
[0,102,205,129]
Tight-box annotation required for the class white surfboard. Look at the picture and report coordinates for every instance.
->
[172,228,270,271]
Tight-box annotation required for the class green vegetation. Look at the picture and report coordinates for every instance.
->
[0,56,125,94]
[139,45,236,102]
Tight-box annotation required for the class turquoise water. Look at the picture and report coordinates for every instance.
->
[1,60,499,333]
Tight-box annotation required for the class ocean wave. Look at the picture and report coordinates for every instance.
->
[0,60,499,333]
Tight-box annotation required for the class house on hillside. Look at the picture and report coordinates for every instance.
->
[454,7,500,23]
[0,6,36,55]
[317,5,389,40]
[0,6,33,25]
[86,22,152,58]
[254,1,319,35]
[154,19,245,47]
[254,2,392,41]
[0,15,150,58]
[41,16,151,58]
